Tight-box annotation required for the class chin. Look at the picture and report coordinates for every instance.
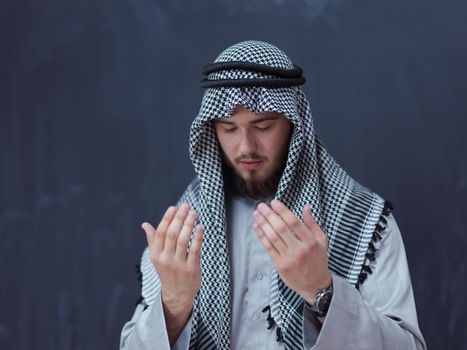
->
[239,170,267,182]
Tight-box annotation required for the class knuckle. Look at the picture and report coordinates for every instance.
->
[254,216,264,225]
[264,243,273,252]
[291,221,301,231]
[184,264,196,274]
[269,234,280,244]
[154,228,162,236]
[307,239,318,249]
[177,237,189,247]
[275,206,288,217]
[156,257,168,269]
[295,248,307,260]
[277,223,288,234]
[150,254,159,266]
[301,243,314,255]
[166,229,178,240]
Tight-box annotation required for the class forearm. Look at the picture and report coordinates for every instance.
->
[161,293,193,346]
[302,275,426,349]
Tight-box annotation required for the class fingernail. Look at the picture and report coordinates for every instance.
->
[258,203,267,210]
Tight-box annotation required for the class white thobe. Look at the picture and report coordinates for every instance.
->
[120,195,426,349]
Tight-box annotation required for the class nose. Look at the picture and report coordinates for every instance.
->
[239,130,257,156]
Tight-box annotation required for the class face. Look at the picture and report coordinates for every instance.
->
[214,104,292,197]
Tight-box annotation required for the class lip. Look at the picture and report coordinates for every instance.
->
[239,160,263,170]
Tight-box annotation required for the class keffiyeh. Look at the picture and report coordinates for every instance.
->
[139,40,391,350]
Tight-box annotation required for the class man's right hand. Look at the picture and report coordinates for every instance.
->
[141,203,204,345]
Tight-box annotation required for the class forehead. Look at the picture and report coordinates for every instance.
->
[215,104,287,125]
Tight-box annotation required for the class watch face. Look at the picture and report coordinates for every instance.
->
[309,284,333,317]
[317,291,332,311]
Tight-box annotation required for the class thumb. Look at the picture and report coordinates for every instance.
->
[303,204,327,243]
[141,222,156,245]
[303,204,316,228]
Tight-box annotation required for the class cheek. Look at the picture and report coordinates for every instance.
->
[264,131,290,161]
[217,136,237,162]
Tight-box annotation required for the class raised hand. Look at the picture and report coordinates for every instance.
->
[252,199,332,305]
[141,203,204,345]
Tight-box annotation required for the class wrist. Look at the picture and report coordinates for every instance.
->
[303,274,333,305]
[304,279,333,318]
[161,290,194,315]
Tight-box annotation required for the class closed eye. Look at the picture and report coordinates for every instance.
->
[224,127,237,133]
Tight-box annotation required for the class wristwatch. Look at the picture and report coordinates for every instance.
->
[306,282,333,318]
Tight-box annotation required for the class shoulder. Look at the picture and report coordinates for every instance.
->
[366,212,411,283]
[176,177,201,208]
[380,212,404,248]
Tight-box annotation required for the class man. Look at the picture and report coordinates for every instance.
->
[120,41,426,349]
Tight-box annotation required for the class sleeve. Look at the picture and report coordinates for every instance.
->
[120,263,193,350]
[120,291,192,350]
[121,179,199,349]
[302,213,427,350]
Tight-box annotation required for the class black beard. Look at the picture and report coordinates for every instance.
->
[222,160,285,200]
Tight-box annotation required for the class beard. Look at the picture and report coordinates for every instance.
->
[222,153,287,200]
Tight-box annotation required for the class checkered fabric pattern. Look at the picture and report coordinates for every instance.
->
[139,41,389,349]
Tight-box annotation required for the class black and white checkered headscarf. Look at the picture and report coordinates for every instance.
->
[139,41,392,349]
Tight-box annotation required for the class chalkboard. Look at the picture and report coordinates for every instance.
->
[1,0,466,349]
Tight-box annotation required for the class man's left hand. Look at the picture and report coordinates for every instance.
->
[252,199,332,304]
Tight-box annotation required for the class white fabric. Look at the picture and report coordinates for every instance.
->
[122,40,422,349]
[120,208,426,349]
[186,41,389,349]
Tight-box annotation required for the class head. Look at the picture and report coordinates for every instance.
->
[214,104,292,199]
[190,40,311,204]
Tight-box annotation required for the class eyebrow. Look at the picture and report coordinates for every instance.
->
[215,116,280,125]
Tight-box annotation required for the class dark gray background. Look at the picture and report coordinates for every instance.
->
[1,0,466,349]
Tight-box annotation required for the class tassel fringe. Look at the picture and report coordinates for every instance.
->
[356,201,393,290]
[262,305,284,342]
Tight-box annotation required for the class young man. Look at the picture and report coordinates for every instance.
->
[120,41,426,349]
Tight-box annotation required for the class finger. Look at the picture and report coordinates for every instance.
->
[164,203,190,254]
[141,221,156,247]
[253,222,281,260]
[302,204,319,231]
[187,225,204,263]
[256,202,296,246]
[252,209,288,252]
[303,204,327,244]
[175,209,197,261]
[153,206,177,250]
[270,199,309,241]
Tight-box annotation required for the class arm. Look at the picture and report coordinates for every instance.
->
[252,201,425,349]
[302,214,426,349]
[120,292,193,350]
[120,204,203,349]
